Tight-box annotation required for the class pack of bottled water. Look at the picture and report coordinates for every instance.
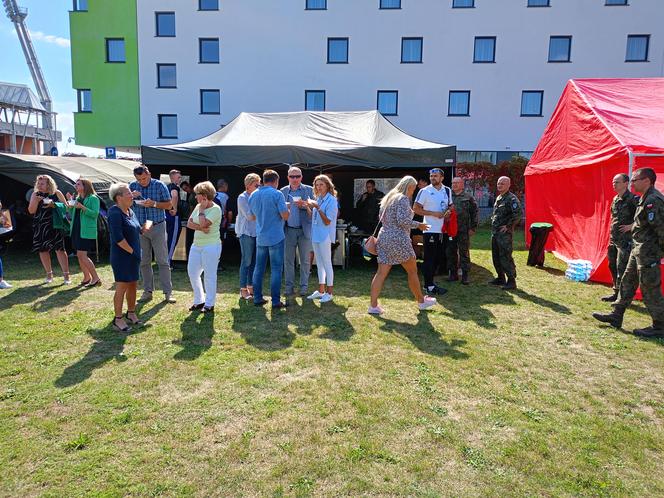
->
[565,259,592,282]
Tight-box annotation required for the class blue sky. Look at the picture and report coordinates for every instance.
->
[2,0,105,155]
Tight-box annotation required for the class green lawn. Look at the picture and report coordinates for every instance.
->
[1,230,663,497]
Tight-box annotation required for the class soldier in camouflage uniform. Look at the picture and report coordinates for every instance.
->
[446,177,479,285]
[489,176,522,290]
[602,173,638,302]
[593,168,664,338]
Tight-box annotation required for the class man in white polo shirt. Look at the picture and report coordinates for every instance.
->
[414,167,452,296]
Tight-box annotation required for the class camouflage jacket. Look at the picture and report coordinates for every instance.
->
[452,191,479,233]
[631,186,664,265]
[609,190,638,246]
[491,191,522,234]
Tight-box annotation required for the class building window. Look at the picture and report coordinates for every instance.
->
[377,91,398,116]
[606,0,628,4]
[105,38,125,63]
[527,0,550,6]
[473,37,495,63]
[305,90,326,111]
[200,90,221,114]
[548,36,571,62]
[199,0,219,10]
[77,89,91,112]
[626,35,649,62]
[327,38,349,63]
[199,38,220,63]
[306,0,326,9]
[158,114,178,139]
[72,0,88,11]
[448,91,470,116]
[521,91,543,116]
[155,12,175,37]
[401,37,423,63]
[157,64,176,88]
[452,0,474,7]
[380,0,401,9]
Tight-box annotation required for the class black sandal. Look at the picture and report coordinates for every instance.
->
[202,306,214,313]
[189,303,205,311]
[112,317,131,332]
[125,311,143,326]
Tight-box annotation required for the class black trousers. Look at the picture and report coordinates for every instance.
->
[423,233,444,287]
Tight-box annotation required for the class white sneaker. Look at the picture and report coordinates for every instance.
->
[418,296,437,310]
[63,278,72,285]
[367,305,384,315]
[0,280,12,289]
[307,290,323,300]
[320,293,333,303]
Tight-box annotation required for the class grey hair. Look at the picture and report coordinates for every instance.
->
[109,183,129,203]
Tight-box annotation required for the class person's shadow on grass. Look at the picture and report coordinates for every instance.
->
[376,312,469,359]
[0,284,59,310]
[230,301,295,351]
[173,311,215,361]
[509,288,571,315]
[317,301,355,341]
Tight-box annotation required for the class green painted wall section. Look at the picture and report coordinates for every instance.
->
[69,0,140,148]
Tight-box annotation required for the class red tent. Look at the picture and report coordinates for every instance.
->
[525,78,664,285]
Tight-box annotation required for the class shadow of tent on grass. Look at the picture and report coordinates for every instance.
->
[376,312,469,359]
[54,302,165,388]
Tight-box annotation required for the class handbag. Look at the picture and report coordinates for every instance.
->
[363,212,385,256]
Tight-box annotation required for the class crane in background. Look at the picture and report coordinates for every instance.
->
[3,0,57,152]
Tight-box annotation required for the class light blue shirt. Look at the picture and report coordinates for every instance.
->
[248,185,287,246]
[235,191,256,238]
[311,193,338,244]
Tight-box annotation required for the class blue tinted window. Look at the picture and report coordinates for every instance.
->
[158,115,178,138]
[473,37,495,62]
[157,64,176,88]
[77,89,91,112]
[306,0,326,9]
[106,39,125,63]
[380,0,401,8]
[521,91,543,116]
[527,0,549,6]
[626,35,649,61]
[606,0,628,4]
[327,38,348,63]
[199,38,219,63]
[199,0,218,10]
[548,36,571,62]
[73,0,88,11]
[156,12,175,37]
[401,38,423,63]
[452,0,474,7]
[448,91,470,116]
[201,90,220,114]
[377,91,398,116]
[305,91,325,111]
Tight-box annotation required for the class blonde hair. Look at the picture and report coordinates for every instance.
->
[109,183,129,203]
[381,176,416,213]
[35,174,57,195]
[244,173,260,188]
[193,181,216,200]
[77,178,97,198]
[313,174,337,198]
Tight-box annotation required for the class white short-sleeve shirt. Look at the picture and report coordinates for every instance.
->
[415,184,452,233]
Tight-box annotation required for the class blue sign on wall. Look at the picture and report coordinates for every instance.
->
[105,147,116,159]
[50,147,58,156]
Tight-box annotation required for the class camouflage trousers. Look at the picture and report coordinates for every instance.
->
[446,231,472,272]
[607,242,631,291]
[613,253,664,325]
[491,231,516,279]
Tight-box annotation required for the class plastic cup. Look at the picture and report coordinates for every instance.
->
[144,220,153,230]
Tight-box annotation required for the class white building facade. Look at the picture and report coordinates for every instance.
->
[133,0,663,162]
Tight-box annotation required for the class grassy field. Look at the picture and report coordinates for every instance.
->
[0,230,663,497]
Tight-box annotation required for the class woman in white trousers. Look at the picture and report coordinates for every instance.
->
[187,181,222,313]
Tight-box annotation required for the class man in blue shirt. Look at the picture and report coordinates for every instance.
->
[280,166,314,297]
[129,165,175,303]
[249,169,289,308]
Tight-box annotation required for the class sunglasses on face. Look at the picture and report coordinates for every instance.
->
[429,168,443,175]
[289,175,302,179]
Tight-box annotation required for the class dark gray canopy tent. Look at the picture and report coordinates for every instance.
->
[141,110,455,169]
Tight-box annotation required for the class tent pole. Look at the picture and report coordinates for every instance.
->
[628,150,634,177]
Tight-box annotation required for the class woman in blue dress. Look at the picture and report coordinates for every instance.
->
[107,183,147,332]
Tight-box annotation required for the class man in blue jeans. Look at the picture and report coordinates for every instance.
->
[249,169,290,309]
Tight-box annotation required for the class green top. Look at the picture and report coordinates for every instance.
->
[191,203,222,247]
[67,195,100,240]
[530,222,553,229]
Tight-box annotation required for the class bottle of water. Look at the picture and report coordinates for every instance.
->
[565,259,592,281]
